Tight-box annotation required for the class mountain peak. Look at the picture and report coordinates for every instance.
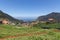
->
[48,12,60,15]
[37,12,60,23]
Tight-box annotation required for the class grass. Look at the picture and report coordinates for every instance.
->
[5,32,60,40]
[0,24,60,40]
[0,24,45,38]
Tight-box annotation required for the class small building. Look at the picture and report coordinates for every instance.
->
[48,18,55,23]
[0,19,9,24]
[48,18,54,21]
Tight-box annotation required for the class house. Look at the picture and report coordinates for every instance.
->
[48,18,54,21]
[48,18,55,23]
[0,19,9,24]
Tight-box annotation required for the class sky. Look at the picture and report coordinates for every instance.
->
[0,0,60,17]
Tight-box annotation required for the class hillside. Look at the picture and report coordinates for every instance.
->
[0,10,23,23]
[37,12,60,23]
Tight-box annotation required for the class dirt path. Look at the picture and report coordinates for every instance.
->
[0,29,60,40]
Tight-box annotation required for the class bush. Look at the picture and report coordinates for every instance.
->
[56,28,60,30]
[41,26,50,29]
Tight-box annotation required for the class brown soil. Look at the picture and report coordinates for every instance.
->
[53,29,60,32]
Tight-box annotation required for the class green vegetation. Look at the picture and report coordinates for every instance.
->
[5,32,60,40]
[33,23,60,29]
[0,24,60,40]
[0,24,44,38]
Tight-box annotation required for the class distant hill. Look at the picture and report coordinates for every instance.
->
[37,12,60,23]
[0,10,23,23]
[16,17,37,22]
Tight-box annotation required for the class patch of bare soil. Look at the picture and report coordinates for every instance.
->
[0,32,47,40]
[53,29,60,32]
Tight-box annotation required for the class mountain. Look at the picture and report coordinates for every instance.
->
[16,17,37,22]
[37,12,60,23]
[0,10,23,23]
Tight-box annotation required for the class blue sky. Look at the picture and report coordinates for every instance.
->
[0,0,60,17]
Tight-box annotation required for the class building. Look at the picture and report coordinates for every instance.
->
[0,19,9,24]
[48,18,55,23]
[48,18,54,21]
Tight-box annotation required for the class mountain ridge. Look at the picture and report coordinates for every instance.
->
[0,10,23,23]
[37,12,60,23]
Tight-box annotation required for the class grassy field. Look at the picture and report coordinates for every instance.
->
[5,32,60,40]
[0,24,60,40]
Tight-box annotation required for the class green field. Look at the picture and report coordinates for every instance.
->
[0,24,60,40]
